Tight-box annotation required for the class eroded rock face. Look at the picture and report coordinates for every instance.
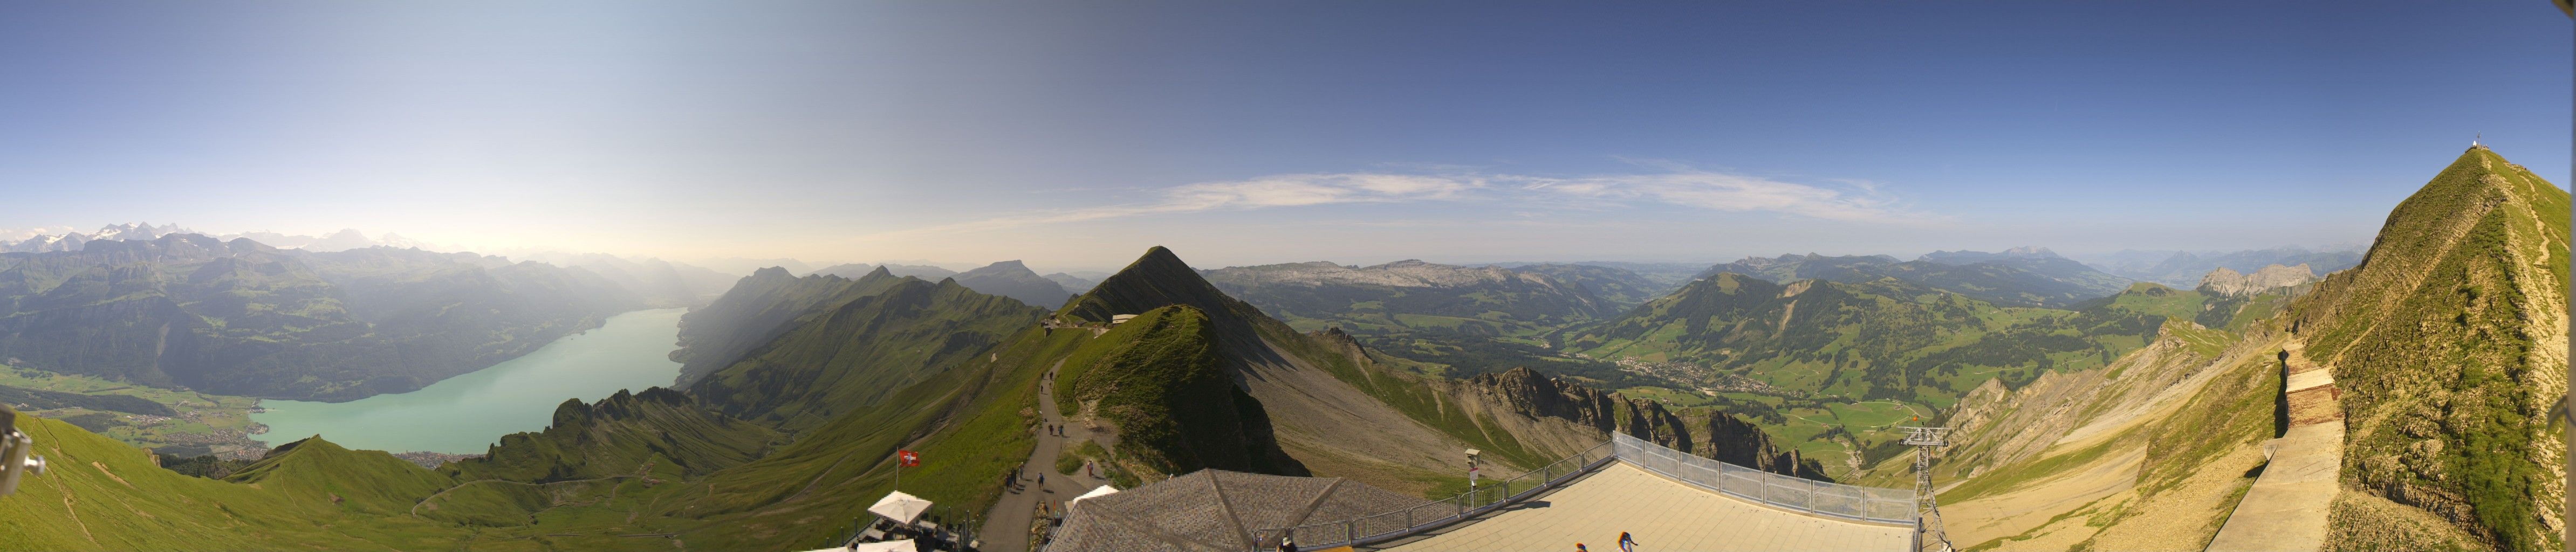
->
[2196,264,2316,296]
[1457,367,1827,480]
[1704,409,1829,480]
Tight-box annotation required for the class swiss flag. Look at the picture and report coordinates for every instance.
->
[898,450,921,467]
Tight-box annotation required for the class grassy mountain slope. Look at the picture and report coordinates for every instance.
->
[1498,263,1675,309]
[633,324,1083,548]
[1698,252,2133,308]
[689,274,1045,432]
[2285,146,2568,551]
[0,414,470,550]
[1921,146,2567,551]
[1570,274,2176,408]
[223,435,455,516]
[0,384,172,416]
[447,387,780,484]
[1922,320,2282,550]
[1564,274,2214,477]
[1053,305,1300,474]
[666,266,883,388]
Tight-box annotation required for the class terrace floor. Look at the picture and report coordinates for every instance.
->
[1368,463,1914,552]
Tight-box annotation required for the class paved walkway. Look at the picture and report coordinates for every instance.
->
[977,362,1113,552]
[1371,463,1911,552]
[2205,341,2342,552]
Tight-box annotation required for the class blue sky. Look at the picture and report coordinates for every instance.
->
[0,2,2565,271]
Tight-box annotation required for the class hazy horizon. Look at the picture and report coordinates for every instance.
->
[3,2,2565,271]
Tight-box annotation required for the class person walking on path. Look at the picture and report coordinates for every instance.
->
[1618,532,1638,552]
[1574,543,1587,552]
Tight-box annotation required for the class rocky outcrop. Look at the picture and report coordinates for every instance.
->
[2195,264,2317,296]
[1703,409,1829,480]
[1455,367,1827,480]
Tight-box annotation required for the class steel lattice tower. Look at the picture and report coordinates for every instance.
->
[1902,426,1954,552]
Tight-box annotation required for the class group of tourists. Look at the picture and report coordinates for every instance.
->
[1002,465,1046,494]
[1575,532,1641,552]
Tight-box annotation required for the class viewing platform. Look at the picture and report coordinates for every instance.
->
[1370,461,1912,551]
[2205,341,2344,552]
[1043,433,1916,551]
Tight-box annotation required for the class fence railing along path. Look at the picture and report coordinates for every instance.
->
[1609,433,1915,526]
[1250,433,1916,551]
[1250,440,1618,550]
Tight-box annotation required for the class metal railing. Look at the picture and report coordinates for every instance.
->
[1241,434,1919,550]
[1251,440,1619,550]
[1611,433,1916,526]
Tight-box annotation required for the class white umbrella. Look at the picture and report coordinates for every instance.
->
[849,539,915,552]
[1066,485,1119,509]
[867,491,933,524]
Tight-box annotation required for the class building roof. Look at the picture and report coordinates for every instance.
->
[1047,470,1423,552]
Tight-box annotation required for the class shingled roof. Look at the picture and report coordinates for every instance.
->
[1046,470,1424,552]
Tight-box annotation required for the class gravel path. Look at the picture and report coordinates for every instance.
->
[976,361,1110,552]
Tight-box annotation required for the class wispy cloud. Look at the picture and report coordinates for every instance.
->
[855,173,1485,239]
[856,166,1929,241]
[1509,170,1917,223]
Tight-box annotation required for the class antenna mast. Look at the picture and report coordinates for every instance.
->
[1903,426,1953,552]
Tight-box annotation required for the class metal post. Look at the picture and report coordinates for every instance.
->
[1904,426,1954,552]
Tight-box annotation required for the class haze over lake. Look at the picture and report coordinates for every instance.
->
[249,308,689,454]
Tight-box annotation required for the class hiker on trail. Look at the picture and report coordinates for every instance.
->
[1006,471,1019,493]
[1619,532,1638,552]
[1278,536,1297,552]
[1575,543,1587,552]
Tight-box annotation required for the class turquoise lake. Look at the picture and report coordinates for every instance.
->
[248,308,689,454]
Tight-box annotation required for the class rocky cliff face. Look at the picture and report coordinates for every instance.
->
[2195,264,2317,296]
[1454,367,1827,480]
